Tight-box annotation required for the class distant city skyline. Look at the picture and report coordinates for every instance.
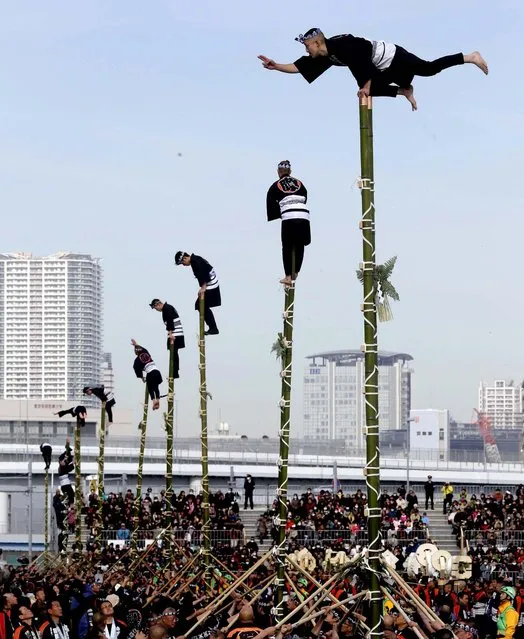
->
[1,2,522,437]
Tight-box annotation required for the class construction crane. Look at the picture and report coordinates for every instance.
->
[473,409,502,463]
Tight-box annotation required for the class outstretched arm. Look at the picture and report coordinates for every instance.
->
[258,55,298,74]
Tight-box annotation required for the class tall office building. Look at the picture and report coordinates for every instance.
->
[303,350,413,446]
[0,252,103,404]
[478,379,523,429]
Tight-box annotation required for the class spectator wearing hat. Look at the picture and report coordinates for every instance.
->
[266,160,311,287]
[497,586,518,638]
[174,252,221,336]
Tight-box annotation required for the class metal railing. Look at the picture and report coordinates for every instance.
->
[285,528,427,548]
[98,528,245,549]
[3,437,524,472]
[463,529,524,546]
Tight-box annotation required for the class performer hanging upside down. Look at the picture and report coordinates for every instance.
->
[131,339,163,410]
[149,299,185,378]
[83,386,115,423]
[266,160,310,286]
[54,406,87,427]
[174,252,221,336]
[259,28,488,111]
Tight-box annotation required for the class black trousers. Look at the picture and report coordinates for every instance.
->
[244,491,254,509]
[195,287,221,332]
[371,47,465,96]
[146,369,163,400]
[425,492,434,509]
[166,336,185,378]
[443,493,453,513]
[41,445,52,470]
[105,398,115,423]
[281,219,311,276]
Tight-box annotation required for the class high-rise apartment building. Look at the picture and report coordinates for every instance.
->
[101,352,114,395]
[303,350,413,446]
[0,252,103,404]
[478,379,523,429]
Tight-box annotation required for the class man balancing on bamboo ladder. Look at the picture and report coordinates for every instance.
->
[258,28,488,111]
[266,160,311,287]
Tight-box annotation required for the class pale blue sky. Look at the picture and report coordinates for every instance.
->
[1,1,523,437]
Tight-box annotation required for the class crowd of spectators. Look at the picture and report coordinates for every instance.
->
[30,482,524,639]
[448,485,524,584]
[257,487,429,549]
[53,488,244,550]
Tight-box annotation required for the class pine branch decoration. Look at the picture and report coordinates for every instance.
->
[357,255,400,322]
[271,332,287,361]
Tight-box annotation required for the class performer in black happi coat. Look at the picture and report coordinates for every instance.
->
[266,160,310,286]
[174,252,221,335]
[149,299,185,378]
[83,386,115,423]
[54,405,88,427]
[131,339,163,410]
[259,27,488,111]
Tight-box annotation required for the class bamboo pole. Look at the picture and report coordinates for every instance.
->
[133,384,149,552]
[275,256,296,620]
[286,557,354,613]
[103,526,168,582]
[198,296,211,590]
[211,572,275,623]
[289,595,358,630]
[209,553,250,593]
[358,94,381,639]
[74,415,82,549]
[164,339,175,561]
[161,551,202,598]
[380,587,429,639]
[225,575,276,631]
[383,563,441,624]
[285,572,304,601]
[275,571,340,629]
[186,549,272,636]
[44,467,49,554]
[97,401,106,548]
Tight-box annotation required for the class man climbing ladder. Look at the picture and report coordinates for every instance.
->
[266,160,311,287]
[259,27,488,110]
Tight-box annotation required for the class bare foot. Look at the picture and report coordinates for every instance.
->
[399,85,417,111]
[280,276,292,286]
[465,51,488,75]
